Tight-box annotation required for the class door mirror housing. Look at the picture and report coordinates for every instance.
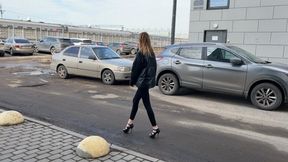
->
[88,55,96,60]
[230,58,243,66]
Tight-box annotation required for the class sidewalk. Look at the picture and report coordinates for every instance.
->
[0,110,163,162]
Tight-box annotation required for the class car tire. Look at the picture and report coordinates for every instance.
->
[250,83,282,110]
[116,50,121,55]
[57,65,69,79]
[10,48,14,56]
[50,47,56,55]
[131,48,136,55]
[102,69,115,85]
[0,52,4,57]
[34,47,39,53]
[158,73,179,95]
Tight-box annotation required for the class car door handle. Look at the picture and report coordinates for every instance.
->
[62,59,66,61]
[79,61,83,63]
[205,64,214,68]
[174,60,181,64]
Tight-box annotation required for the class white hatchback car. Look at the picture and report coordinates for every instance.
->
[50,45,132,85]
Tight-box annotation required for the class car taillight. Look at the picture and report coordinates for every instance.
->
[15,45,21,48]
[156,56,164,61]
[120,44,126,48]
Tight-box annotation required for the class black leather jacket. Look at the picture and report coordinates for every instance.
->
[130,52,157,89]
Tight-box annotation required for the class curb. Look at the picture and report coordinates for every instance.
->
[0,108,161,162]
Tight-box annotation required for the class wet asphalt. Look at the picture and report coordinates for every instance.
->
[1,59,288,162]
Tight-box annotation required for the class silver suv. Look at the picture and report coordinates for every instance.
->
[108,42,138,55]
[35,37,72,54]
[156,43,288,110]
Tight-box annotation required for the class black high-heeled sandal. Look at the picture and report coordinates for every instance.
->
[123,123,134,134]
[149,128,160,138]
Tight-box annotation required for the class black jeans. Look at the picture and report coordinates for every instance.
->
[129,87,157,126]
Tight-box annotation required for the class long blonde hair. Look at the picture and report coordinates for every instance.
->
[139,32,154,56]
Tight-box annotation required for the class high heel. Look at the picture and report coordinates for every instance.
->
[123,123,134,134]
[149,128,160,138]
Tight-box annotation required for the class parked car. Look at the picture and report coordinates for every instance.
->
[124,41,138,54]
[108,41,138,55]
[156,43,288,110]
[4,37,35,56]
[50,45,132,85]
[35,37,73,54]
[0,39,5,57]
[70,38,93,45]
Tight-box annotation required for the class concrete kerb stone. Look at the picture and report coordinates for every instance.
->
[0,108,162,161]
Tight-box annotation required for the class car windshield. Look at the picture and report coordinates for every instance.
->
[71,39,81,43]
[227,46,269,64]
[92,47,120,60]
[15,39,30,43]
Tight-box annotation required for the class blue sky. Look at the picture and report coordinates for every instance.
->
[0,0,191,37]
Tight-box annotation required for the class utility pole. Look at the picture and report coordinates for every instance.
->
[0,4,5,18]
[171,0,177,45]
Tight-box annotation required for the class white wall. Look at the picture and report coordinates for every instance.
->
[189,0,288,64]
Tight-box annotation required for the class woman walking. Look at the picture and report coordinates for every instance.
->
[123,32,160,138]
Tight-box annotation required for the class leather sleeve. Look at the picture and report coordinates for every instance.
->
[130,52,145,86]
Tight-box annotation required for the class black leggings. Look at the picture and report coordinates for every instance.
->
[129,87,157,126]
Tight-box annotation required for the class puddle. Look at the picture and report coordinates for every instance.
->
[13,69,55,76]
[91,94,119,99]
[0,62,40,69]
[8,77,49,88]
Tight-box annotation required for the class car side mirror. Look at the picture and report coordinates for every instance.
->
[88,55,96,60]
[230,58,243,66]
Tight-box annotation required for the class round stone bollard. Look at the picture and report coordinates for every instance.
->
[76,136,110,159]
[0,111,25,126]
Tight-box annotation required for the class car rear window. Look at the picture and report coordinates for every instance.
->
[59,39,72,43]
[63,47,80,57]
[71,39,81,43]
[82,40,92,43]
[15,39,30,43]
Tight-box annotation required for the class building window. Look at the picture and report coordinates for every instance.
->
[207,0,229,10]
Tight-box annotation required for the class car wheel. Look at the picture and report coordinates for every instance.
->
[57,65,69,79]
[50,47,56,55]
[10,48,14,56]
[250,83,282,110]
[158,73,179,95]
[102,69,115,85]
[131,48,136,55]
[0,52,4,57]
[116,50,121,55]
[34,47,39,53]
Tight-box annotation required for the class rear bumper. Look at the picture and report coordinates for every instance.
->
[114,72,131,81]
[13,48,34,54]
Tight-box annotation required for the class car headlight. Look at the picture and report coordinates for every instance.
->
[116,66,130,72]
